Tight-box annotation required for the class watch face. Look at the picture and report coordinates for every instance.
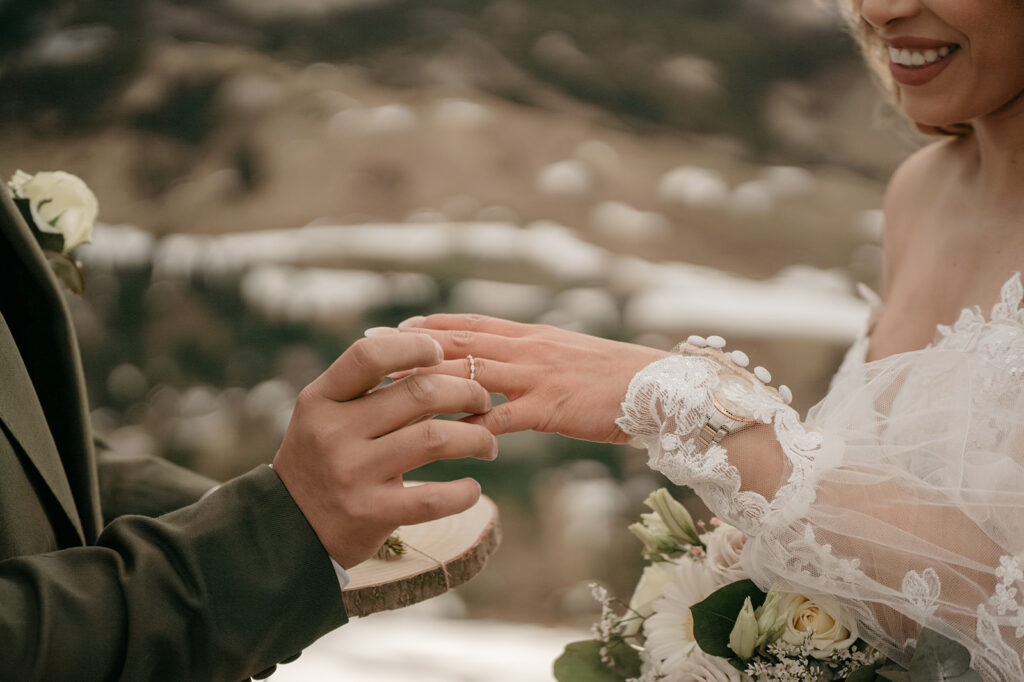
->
[715,374,755,421]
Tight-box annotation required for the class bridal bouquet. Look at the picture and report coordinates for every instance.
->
[554,489,980,682]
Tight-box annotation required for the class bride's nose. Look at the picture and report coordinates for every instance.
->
[856,0,922,29]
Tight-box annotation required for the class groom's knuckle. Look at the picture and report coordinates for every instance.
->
[403,374,439,406]
[348,338,384,373]
[295,385,320,411]
[472,426,496,453]
[489,404,514,433]
[308,423,335,453]
[339,492,369,523]
[421,420,448,451]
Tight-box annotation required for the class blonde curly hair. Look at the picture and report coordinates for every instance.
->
[836,0,970,136]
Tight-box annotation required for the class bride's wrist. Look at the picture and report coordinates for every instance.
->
[616,335,793,449]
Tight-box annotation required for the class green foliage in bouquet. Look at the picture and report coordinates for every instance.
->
[872,628,982,682]
[689,579,767,659]
[554,640,641,682]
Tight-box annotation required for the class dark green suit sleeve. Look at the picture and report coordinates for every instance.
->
[95,438,220,522]
[0,466,349,681]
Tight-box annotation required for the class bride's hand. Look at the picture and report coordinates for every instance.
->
[392,314,668,443]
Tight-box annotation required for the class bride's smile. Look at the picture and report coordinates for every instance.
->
[856,0,1024,127]
[885,39,958,87]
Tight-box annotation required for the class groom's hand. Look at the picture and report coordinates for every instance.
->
[272,332,497,569]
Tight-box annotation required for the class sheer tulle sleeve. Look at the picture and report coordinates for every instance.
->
[615,276,1024,681]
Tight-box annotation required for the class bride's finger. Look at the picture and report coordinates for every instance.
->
[397,326,525,363]
[399,313,537,338]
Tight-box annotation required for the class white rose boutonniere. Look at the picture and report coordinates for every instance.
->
[8,170,98,294]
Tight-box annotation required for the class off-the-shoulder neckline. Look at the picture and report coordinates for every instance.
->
[853,272,1024,365]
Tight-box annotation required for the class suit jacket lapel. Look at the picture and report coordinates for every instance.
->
[0,309,83,541]
[0,182,99,543]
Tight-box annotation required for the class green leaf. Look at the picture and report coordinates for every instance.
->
[690,579,767,658]
[44,251,85,295]
[907,629,983,682]
[604,638,642,678]
[553,640,640,682]
[877,667,912,682]
[846,661,886,681]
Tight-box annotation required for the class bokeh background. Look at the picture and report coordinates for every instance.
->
[1,0,923,678]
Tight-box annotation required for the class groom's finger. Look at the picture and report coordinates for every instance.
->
[358,374,492,437]
[308,334,443,403]
[390,358,521,395]
[461,398,537,436]
[375,419,497,478]
[381,479,482,527]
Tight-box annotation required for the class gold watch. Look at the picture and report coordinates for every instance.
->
[694,375,757,450]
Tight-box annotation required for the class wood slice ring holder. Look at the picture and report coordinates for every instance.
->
[341,486,501,618]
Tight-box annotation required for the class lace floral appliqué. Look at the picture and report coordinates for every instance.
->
[616,351,829,537]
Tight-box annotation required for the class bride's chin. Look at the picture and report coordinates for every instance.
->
[901,107,969,132]
[896,95,972,130]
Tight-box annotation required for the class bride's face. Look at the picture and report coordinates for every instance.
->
[853,0,1024,128]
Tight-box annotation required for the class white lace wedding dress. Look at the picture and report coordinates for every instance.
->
[616,273,1024,681]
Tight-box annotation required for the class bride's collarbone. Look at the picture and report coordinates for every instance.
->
[869,256,1024,361]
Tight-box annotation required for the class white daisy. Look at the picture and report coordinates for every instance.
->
[642,555,718,674]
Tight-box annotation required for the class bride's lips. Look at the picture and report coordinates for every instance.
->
[885,38,960,87]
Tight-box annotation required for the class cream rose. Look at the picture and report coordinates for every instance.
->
[9,170,98,254]
[778,593,858,659]
[622,560,677,639]
[701,522,748,586]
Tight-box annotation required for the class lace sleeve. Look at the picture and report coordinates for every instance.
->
[616,334,1024,681]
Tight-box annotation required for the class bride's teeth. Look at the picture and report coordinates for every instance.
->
[889,45,954,67]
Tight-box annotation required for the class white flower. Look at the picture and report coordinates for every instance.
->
[645,488,701,546]
[778,593,858,659]
[622,560,678,639]
[662,649,750,681]
[701,522,748,586]
[643,555,718,674]
[8,170,98,254]
[728,597,759,660]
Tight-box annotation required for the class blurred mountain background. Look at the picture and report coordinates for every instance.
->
[1,0,920,654]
